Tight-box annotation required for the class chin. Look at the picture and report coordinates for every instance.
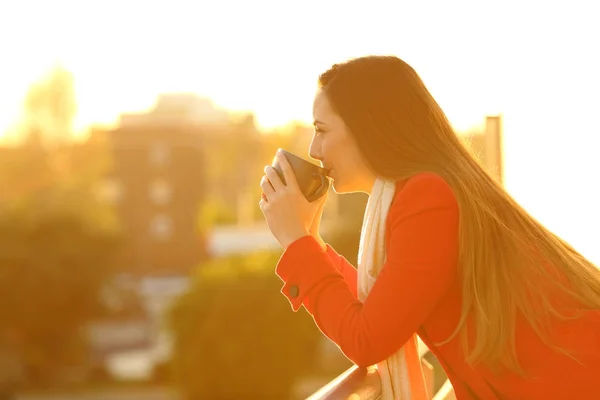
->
[331,178,367,195]
[331,179,344,194]
[332,184,344,195]
[331,179,353,195]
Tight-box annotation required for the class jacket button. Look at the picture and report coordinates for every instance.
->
[289,285,299,298]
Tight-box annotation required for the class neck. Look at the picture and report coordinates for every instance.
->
[364,176,378,196]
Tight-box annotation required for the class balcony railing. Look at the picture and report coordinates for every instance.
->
[307,339,455,400]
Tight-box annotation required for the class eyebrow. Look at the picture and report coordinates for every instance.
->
[313,119,327,126]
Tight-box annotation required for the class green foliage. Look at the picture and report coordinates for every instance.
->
[22,65,77,145]
[324,193,367,265]
[197,196,238,232]
[168,251,322,399]
[0,199,121,385]
[195,123,316,231]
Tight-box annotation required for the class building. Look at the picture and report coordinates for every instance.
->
[89,92,258,274]
[94,123,207,275]
[119,93,231,128]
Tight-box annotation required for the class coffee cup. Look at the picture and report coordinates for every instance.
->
[272,149,331,202]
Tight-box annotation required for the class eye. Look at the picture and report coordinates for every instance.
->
[314,127,326,136]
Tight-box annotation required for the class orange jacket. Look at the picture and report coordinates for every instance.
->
[276,173,600,399]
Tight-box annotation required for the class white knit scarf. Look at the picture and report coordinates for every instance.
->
[357,177,428,400]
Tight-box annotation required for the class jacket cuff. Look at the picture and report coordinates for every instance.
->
[276,235,339,311]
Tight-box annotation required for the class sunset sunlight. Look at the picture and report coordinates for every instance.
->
[0,1,598,398]
[2,0,598,268]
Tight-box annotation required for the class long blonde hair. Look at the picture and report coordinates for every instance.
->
[319,55,600,373]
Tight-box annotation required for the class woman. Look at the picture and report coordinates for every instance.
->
[258,56,600,399]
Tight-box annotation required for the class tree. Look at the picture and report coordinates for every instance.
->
[0,196,121,387]
[195,119,315,231]
[324,192,368,264]
[168,251,322,399]
[21,65,77,147]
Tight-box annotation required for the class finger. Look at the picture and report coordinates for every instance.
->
[260,175,275,198]
[264,165,285,192]
[275,151,301,192]
[259,197,268,209]
[260,192,268,203]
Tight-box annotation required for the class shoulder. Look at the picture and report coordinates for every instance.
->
[392,172,458,212]
[384,172,460,268]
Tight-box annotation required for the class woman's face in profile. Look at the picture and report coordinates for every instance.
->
[310,89,375,194]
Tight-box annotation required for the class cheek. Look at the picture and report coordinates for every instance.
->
[321,140,337,164]
[322,134,362,176]
[345,148,365,174]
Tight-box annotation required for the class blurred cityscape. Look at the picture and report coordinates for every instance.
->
[3,1,599,397]
[0,66,504,400]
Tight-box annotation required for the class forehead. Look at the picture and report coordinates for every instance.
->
[312,89,335,119]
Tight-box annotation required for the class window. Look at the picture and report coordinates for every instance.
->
[150,214,173,240]
[95,178,123,203]
[149,179,172,205]
[149,142,170,167]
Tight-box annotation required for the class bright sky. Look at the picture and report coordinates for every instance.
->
[0,0,598,262]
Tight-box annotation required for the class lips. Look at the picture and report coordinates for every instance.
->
[320,162,333,179]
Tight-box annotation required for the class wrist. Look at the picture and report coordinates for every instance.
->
[283,230,311,250]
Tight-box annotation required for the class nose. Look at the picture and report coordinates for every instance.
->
[308,135,322,163]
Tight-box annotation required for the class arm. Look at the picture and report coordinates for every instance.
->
[311,235,358,297]
[325,244,358,298]
[275,174,459,367]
